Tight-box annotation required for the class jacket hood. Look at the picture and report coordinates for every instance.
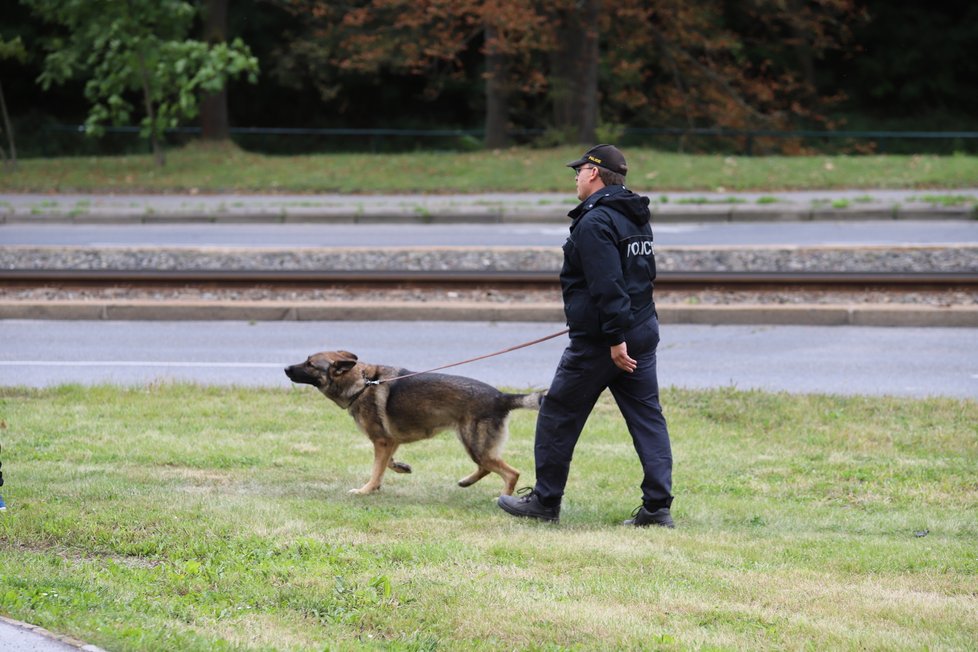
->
[568,185,651,226]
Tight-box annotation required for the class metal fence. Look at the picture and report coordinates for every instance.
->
[623,127,978,155]
[36,123,978,156]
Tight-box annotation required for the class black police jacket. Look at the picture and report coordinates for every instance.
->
[560,184,656,345]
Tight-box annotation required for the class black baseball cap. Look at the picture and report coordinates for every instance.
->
[566,144,628,176]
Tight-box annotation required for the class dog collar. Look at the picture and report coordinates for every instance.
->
[344,373,378,408]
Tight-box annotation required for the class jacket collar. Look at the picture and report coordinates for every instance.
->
[567,184,626,225]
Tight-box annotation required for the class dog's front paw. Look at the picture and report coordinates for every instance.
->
[349,485,381,495]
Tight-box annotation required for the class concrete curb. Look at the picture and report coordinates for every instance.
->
[3,204,976,225]
[656,303,978,327]
[3,190,976,224]
[0,615,106,652]
[2,300,976,327]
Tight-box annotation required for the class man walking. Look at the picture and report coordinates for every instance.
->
[497,144,675,527]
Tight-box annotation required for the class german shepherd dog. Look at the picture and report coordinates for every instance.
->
[285,351,544,496]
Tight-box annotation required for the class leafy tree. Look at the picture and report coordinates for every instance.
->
[22,0,258,165]
[274,0,861,150]
[274,0,553,147]
[600,0,864,152]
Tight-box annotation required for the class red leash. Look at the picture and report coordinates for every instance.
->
[366,328,569,386]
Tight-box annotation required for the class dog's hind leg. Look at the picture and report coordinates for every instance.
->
[455,421,493,489]
[351,440,398,494]
[458,467,490,488]
[479,458,520,496]
[457,419,520,495]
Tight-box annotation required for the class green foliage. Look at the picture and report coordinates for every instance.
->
[0,36,28,62]
[530,127,581,149]
[593,121,627,145]
[21,0,258,160]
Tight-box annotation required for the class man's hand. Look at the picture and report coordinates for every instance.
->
[611,342,637,373]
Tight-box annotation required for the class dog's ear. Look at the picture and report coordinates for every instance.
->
[331,352,358,376]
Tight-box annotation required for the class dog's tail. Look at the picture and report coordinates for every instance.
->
[504,390,546,412]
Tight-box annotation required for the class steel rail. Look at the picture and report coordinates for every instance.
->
[2,269,976,288]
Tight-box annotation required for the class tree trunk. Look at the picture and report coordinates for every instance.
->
[549,0,600,144]
[0,80,16,170]
[200,0,230,141]
[785,0,816,99]
[137,50,165,167]
[483,24,510,149]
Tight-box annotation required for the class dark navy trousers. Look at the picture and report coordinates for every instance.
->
[533,316,673,509]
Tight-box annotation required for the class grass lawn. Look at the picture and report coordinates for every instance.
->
[0,383,975,651]
[1,143,977,193]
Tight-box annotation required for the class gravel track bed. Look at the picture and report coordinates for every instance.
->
[3,245,977,273]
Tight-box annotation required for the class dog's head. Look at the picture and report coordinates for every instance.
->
[285,350,364,405]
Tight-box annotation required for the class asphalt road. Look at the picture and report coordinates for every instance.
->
[2,220,977,248]
[2,320,975,399]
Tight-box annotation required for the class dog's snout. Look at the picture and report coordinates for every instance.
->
[284,363,318,386]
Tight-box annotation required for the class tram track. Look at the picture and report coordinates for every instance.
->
[3,269,977,292]
[0,269,978,290]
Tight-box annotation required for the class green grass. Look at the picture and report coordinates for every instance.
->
[2,142,978,193]
[911,194,978,207]
[1,383,976,651]
[674,197,747,205]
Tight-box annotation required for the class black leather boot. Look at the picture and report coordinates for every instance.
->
[624,506,674,528]
[497,488,560,523]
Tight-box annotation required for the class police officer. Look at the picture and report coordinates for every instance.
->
[497,144,675,527]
